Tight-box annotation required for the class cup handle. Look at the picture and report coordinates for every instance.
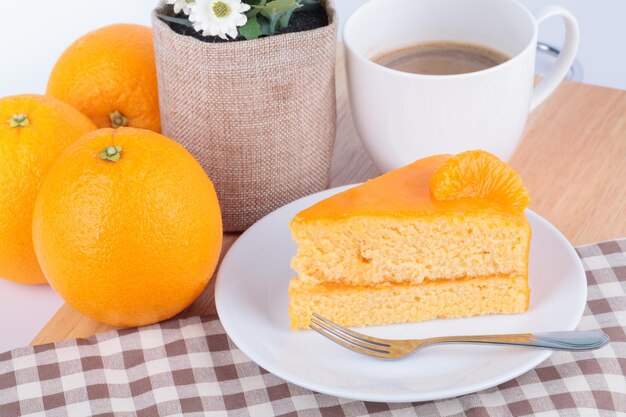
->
[530,5,580,111]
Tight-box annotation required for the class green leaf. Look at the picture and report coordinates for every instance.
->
[261,10,280,34]
[258,15,273,35]
[268,15,280,34]
[278,8,294,29]
[245,0,266,17]
[296,0,320,11]
[263,0,301,14]
[260,0,301,34]
[239,15,262,40]
[156,13,193,27]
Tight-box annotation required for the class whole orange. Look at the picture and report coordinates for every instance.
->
[32,128,222,326]
[0,94,96,284]
[47,24,160,132]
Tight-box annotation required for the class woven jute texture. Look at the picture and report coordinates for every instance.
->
[152,2,337,231]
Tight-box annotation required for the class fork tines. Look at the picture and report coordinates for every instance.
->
[309,313,393,359]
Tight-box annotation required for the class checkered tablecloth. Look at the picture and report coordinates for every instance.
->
[1,239,625,416]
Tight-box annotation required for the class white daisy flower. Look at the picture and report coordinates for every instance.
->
[189,0,250,40]
[166,0,195,15]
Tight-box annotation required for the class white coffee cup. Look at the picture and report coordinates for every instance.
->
[343,0,579,172]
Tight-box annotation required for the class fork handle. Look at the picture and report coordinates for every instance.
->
[424,331,609,351]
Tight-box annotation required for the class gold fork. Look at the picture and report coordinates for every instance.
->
[310,313,610,359]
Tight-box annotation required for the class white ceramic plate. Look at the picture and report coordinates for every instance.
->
[216,185,587,403]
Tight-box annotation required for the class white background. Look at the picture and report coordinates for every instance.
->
[1,0,625,97]
[0,0,624,353]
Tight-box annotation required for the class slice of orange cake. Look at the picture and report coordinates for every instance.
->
[288,151,531,330]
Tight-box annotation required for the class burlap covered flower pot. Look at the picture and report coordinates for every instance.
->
[152,2,337,232]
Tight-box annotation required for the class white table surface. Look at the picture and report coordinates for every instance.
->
[0,281,63,352]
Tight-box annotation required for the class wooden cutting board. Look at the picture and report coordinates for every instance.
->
[32,47,626,345]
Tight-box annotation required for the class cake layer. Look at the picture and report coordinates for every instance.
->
[289,274,530,330]
[290,154,531,287]
[291,214,530,286]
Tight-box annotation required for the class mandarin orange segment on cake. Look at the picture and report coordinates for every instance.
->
[288,151,531,330]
